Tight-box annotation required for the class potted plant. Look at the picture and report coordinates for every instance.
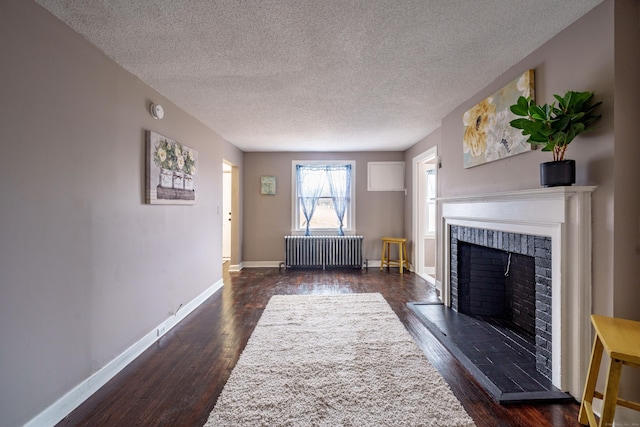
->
[509,90,602,187]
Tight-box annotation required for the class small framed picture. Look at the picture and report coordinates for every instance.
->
[260,176,276,195]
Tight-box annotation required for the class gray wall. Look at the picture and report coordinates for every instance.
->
[0,1,242,426]
[405,0,640,404]
[610,1,640,409]
[612,0,640,322]
[243,152,406,262]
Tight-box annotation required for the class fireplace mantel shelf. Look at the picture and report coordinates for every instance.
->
[437,186,596,203]
[440,186,595,399]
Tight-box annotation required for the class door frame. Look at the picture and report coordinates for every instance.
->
[222,162,232,261]
[222,160,241,271]
[412,146,438,288]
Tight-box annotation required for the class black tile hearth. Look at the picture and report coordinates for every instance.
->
[408,302,572,404]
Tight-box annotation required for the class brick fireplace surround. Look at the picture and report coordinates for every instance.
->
[439,187,594,399]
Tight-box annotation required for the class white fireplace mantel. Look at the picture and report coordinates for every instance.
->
[439,186,595,398]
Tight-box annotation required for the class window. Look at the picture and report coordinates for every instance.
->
[292,161,355,235]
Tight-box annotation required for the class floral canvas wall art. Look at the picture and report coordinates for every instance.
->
[146,130,198,204]
[463,70,534,168]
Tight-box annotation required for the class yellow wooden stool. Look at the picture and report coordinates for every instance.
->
[380,237,409,274]
[579,315,640,426]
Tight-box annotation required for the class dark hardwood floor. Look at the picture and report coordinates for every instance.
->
[56,267,582,427]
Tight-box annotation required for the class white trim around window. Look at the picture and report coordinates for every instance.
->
[291,160,356,235]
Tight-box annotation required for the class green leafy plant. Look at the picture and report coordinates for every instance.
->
[509,91,602,161]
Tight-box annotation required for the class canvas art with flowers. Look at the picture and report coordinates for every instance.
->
[146,130,198,204]
[463,70,535,168]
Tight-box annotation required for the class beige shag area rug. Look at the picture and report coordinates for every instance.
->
[204,293,476,426]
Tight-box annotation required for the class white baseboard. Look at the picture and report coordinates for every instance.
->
[228,263,243,272]
[415,272,436,286]
[24,279,224,427]
[590,400,638,426]
[612,405,637,426]
[241,261,282,268]
[239,261,428,272]
[240,260,418,272]
[371,260,414,272]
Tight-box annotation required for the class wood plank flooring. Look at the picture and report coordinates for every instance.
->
[56,267,582,427]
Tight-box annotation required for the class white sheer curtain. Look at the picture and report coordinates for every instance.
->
[325,165,351,236]
[296,165,326,235]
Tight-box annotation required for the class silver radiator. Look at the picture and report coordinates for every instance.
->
[284,236,364,269]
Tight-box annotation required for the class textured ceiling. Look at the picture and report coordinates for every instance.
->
[36,0,603,152]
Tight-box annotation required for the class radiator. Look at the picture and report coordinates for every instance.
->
[283,235,364,270]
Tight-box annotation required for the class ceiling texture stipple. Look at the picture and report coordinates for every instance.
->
[36,0,604,152]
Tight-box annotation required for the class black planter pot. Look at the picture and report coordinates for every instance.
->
[540,160,576,187]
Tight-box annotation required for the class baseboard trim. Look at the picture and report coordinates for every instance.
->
[415,272,436,286]
[371,260,414,272]
[233,260,419,272]
[242,261,281,268]
[228,263,243,271]
[24,279,224,427]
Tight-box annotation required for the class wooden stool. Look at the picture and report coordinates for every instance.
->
[380,237,409,274]
[579,315,640,426]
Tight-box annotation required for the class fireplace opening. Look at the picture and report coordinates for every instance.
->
[450,225,553,381]
[458,242,536,340]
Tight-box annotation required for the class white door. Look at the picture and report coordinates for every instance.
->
[222,164,232,260]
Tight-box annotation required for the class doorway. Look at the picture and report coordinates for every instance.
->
[222,162,232,263]
[412,147,438,291]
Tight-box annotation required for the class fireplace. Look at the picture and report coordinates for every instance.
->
[457,244,536,333]
[439,187,594,398]
[450,226,552,380]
